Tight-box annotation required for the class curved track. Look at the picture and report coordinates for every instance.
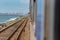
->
[0,17,29,40]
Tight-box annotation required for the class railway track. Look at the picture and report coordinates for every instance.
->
[0,17,25,32]
[0,17,29,40]
[18,18,30,40]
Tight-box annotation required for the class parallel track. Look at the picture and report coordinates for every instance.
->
[0,17,29,40]
[17,18,30,40]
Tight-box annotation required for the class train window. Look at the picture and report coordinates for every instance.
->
[0,0,31,40]
[0,0,46,40]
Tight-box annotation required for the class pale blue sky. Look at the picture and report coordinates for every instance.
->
[0,0,29,15]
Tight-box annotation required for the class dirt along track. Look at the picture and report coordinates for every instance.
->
[0,17,29,40]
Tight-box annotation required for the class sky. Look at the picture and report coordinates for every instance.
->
[0,0,29,15]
